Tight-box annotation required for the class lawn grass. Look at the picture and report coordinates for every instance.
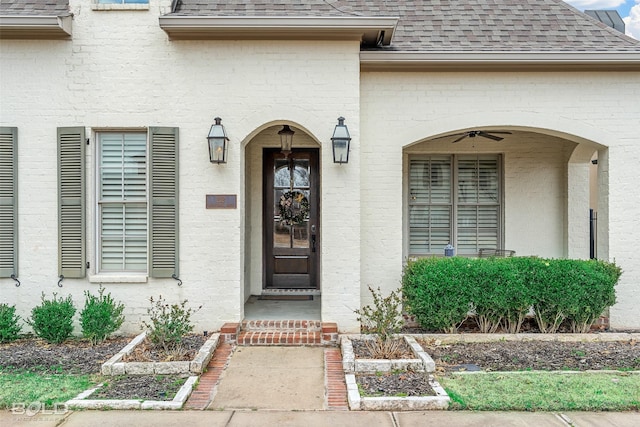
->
[439,372,640,411]
[0,369,97,409]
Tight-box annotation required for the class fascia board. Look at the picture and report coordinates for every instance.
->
[159,16,397,45]
[0,15,72,39]
[360,51,640,71]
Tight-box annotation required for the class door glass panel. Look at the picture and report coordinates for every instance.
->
[293,224,309,248]
[272,156,311,250]
[274,159,290,188]
[274,222,290,248]
[293,159,310,187]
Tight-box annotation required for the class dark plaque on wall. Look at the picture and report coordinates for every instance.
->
[206,195,237,209]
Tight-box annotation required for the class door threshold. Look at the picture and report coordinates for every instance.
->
[261,289,321,296]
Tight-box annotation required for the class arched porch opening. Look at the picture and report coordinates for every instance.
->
[241,121,322,320]
[401,126,607,261]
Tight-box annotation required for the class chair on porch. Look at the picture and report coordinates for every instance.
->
[478,248,516,258]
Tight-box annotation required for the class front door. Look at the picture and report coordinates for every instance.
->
[264,148,319,289]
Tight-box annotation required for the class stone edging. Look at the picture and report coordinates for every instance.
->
[411,332,640,344]
[101,332,220,375]
[66,376,198,410]
[345,373,450,411]
[341,334,435,373]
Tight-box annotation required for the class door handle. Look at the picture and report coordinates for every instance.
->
[311,225,316,252]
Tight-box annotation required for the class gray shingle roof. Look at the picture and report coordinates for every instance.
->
[170,0,640,52]
[0,0,70,16]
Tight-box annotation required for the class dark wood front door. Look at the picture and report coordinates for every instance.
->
[264,148,319,289]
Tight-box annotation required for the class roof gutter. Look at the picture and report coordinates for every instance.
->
[0,15,72,39]
[159,16,397,45]
[360,51,640,71]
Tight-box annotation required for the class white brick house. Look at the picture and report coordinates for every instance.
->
[1,0,639,333]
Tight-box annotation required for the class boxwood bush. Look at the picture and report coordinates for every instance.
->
[0,303,22,343]
[402,256,620,334]
[402,257,475,333]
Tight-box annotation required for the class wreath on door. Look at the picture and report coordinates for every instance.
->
[279,191,309,226]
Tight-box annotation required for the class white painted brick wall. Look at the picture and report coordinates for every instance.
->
[361,71,640,329]
[0,1,362,333]
[1,2,639,331]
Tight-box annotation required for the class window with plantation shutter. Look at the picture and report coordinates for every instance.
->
[149,127,178,278]
[95,128,178,277]
[0,127,18,278]
[58,127,86,278]
[409,154,501,256]
[98,133,147,272]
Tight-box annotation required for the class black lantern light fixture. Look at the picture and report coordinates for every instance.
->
[207,117,229,164]
[278,124,294,158]
[331,116,351,164]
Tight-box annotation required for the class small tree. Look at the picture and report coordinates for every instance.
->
[80,286,125,345]
[141,295,201,352]
[354,286,404,358]
[27,293,76,344]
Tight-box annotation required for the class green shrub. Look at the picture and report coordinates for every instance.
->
[354,286,403,341]
[0,303,22,343]
[354,286,405,358]
[469,258,531,333]
[27,293,76,344]
[402,257,474,333]
[80,286,125,345]
[564,259,619,333]
[141,295,201,351]
[402,256,620,334]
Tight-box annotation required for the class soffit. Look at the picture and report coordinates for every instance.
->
[0,0,71,39]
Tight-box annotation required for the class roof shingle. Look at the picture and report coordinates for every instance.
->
[0,0,70,16]
[170,0,640,52]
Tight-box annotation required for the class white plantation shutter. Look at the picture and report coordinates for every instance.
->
[409,154,501,256]
[409,156,452,255]
[0,127,18,277]
[456,155,500,255]
[58,127,86,278]
[98,133,147,272]
[149,127,178,278]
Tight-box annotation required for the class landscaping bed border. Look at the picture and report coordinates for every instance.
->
[66,376,199,410]
[345,373,450,411]
[341,335,435,373]
[101,332,219,375]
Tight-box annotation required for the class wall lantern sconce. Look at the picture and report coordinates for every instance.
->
[278,125,294,158]
[207,117,229,164]
[331,116,351,164]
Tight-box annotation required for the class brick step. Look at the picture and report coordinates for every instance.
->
[220,321,338,346]
[237,330,322,346]
[242,319,323,332]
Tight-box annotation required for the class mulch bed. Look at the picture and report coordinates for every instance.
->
[0,336,131,374]
[90,375,190,401]
[357,371,436,397]
[351,337,414,359]
[122,334,206,362]
[419,339,640,372]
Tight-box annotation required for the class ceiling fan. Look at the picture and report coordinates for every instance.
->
[434,130,512,143]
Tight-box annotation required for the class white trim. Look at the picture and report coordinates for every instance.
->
[360,51,640,71]
[0,15,72,38]
[159,16,397,45]
[92,4,150,11]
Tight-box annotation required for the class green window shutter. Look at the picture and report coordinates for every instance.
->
[149,127,178,278]
[58,127,86,278]
[0,127,18,278]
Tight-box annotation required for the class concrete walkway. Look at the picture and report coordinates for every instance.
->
[3,409,640,426]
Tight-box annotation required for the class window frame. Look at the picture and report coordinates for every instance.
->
[95,131,149,275]
[407,153,504,257]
